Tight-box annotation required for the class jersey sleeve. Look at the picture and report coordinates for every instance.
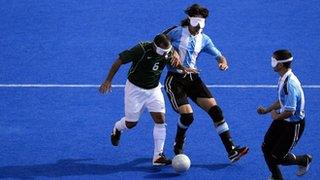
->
[118,43,144,64]
[202,37,222,60]
[284,83,298,111]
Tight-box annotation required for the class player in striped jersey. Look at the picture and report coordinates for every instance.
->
[163,4,248,163]
[257,49,312,180]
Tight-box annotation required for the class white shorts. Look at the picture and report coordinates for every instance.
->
[124,80,165,122]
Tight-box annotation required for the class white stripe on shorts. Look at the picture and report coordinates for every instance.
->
[165,76,179,111]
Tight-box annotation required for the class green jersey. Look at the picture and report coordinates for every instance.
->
[119,42,173,89]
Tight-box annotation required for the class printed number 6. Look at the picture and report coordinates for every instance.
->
[152,62,159,71]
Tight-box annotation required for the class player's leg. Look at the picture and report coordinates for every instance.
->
[111,117,138,146]
[191,77,248,162]
[261,120,284,179]
[149,87,168,164]
[147,84,171,165]
[174,104,194,155]
[111,80,145,146]
[272,120,312,176]
[165,74,194,155]
[150,112,171,165]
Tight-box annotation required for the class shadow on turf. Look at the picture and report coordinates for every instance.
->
[143,163,230,179]
[0,158,172,179]
[192,163,231,171]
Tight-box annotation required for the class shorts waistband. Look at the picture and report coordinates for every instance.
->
[282,118,305,124]
[167,71,199,79]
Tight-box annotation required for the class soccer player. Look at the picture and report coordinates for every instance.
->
[99,34,195,166]
[257,49,312,179]
[163,4,248,163]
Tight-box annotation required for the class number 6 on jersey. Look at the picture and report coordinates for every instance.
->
[153,62,160,71]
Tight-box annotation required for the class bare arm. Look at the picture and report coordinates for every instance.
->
[99,58,123,94]
[271,110,294,121]
[170,50,198,74]
[257,100,281,115]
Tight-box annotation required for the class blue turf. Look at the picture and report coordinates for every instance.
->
[0,0,319,179]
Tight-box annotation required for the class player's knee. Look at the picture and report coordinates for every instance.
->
[178,113,194,129]
[208,105,224,124]
[153,114,165,124]
[125,121,137,129]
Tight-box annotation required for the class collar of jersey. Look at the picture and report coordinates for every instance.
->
[278,69,292,84]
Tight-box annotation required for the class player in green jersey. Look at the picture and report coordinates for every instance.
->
[100,34,196,165]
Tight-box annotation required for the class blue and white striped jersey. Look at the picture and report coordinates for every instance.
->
[166,26,222,73]
[278,70,305,121]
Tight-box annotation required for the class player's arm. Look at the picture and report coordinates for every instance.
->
[176,64,198,74]
[271,110,294,121]
[170,50,181,67]
[203,37,228,71]
[271,84,297,120]
[168,50,198,74]
[99,43,143,94]
[99,58,123,94]
[257,100,281,115]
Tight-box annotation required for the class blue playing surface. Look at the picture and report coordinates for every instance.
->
[0,0,319,179]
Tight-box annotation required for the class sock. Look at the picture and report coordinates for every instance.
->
[114,117,128,132]
[219,130,235,155]
[153,123,166,158]
[176,113,194,143]
[176,126,187,143]
[208,106,235,154]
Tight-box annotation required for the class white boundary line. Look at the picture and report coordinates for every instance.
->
[0,84,320,89]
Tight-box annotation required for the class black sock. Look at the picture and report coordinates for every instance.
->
[175,113,193,144]
[219,131,235,154]
[175,125,187,144]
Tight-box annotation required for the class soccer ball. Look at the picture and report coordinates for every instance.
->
[172,154,191,173]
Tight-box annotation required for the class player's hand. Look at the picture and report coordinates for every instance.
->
[257,106,268,115]
[218,62,228,71]
[99,81,112,94]
[171,51,181,67]
[217,56,228,71]
[271,110,279,120]
[182,68,199,74]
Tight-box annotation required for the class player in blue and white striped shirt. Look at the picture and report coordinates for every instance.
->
[163,4,248,163]
[257,49,312,179]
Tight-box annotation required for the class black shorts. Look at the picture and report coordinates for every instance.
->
[164,72,213,112]
[262,119,305,159]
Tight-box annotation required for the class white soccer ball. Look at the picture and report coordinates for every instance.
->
[172,154,191,173]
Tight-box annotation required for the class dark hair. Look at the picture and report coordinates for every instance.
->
[273,49,293,68]
[153,34,170,48]
[181,4,209,27]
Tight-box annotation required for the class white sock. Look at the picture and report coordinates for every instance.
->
[153,123,166,158]
[114,117,127,132]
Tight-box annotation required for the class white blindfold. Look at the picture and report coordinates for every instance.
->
[271,57,293,68]
[189,16,206,28]
[154,43,172,56]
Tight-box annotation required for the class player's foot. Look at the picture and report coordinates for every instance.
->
[296,154,312,176]
[173,139,185,155]
[110,128,121,146]
[228,146,249,163]
[153,153,172,166]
